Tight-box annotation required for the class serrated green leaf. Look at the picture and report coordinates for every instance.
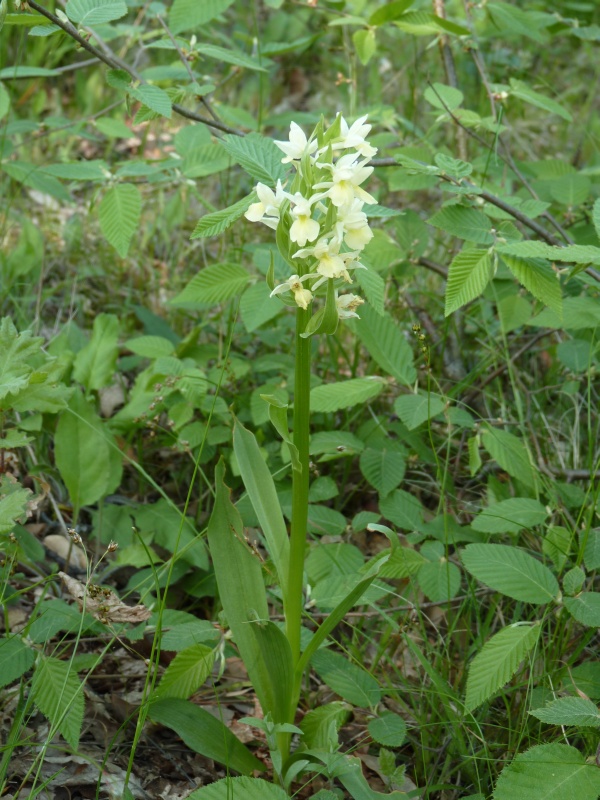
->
[493,743,600,800]
[424,83,464,112]
[98,183,142,257]
[530,696,600,727]
[465,623,540,711]
[563,566,585,596]
[394,392,446,430]
[368,712,407,747]
[0,637,34,688]
[395,10,469,36]
[462,544,558,604]
[65,0,127,26]
[42,160,108,181]
[31,656,84,750]
[125,335,175,358]
[187,777,286,800]
[563,593,600,627]
[508,78,573,122]
[500,254,563,317]
[481,425,538,489]
[240,282,281,332]
[220,133,287,184]
[197,44,267,72]
[359,446,406,495]
[310,377,385,413]
[353,305,416,386]
[306,543,364,585]
[0,483,32,535]
[445,250,493,316]
[191,193,255,239]
[581,529,600,571]
[429,206,493,244]
[300,702,351,750]
[131,84,172,118]
[150,700,263,776]
[72,313,120,392]
[311,649,381,708]
[471,498,548,534]
[356,268,385,315]
[417,560,461,602]
[171,263,250,307]
[379,489,423,531]
[497,241,600,264]
[153,644,215,700]
[369,0,415,25]
[353,28,377,65]
[168,0,235,35]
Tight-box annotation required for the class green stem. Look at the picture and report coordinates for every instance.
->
[286,307,311,669]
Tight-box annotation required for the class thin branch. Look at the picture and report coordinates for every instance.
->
[26,0,244,136]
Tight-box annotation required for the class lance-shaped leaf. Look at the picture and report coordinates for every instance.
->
[207,459,275,718]
[98,183,141,257]
[261,395,301,472]
[191,193,256,239]
[251,621,294,723]
[445,249,493,316]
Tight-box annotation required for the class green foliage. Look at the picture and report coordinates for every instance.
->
[30,655,84,750]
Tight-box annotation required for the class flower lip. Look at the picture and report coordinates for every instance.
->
[275,122,319,164]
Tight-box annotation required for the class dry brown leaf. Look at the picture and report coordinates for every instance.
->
[58,571,151,624]
[44,535,87,571]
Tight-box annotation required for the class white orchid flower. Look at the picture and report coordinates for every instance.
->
[336,292,364,319]
[335,198,374,250]
[275,122,319,164]
[287,192,321,246]
[314,154,376,207]
[245,180,286,229]
[270,273,313,310]
[330,115,378,159]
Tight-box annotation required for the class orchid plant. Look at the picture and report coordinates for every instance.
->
[199,116,397,798]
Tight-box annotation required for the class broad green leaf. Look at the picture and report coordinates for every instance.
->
[379,489,423,531]
[0,317,41,402]
[311,649,381,709]
[424,83,464,112]
[233,421,290,594]
[564,663,600,701]
[240,282,281,332]
[0,66,60,78]
[42,160,108,181]
[462,544,559,604]
[394,392,446,430]
[207,460,273,717]
[501,254,563,317]
[592,198,600,241]
[530,697,600,727]
[417,560,461,602]
[150,699,263,775]
[481,425,538,489]
[445,249,493,316]
[0,637,34,688]
[306,543,364,584]
[2,160,71,202]
[125,335,175,358]
[98,183,142,257]
[54,391,123,515]
[529,296,600,331]
[353,305,416,386]
[187,777,286,800]
[493,743,600,800]
[251,621,294,723]
[465,623,541,711]
[471,498,548,534]
[369,0,415,25]
[153,644,215,700]
[487,2,550,43]
[549,173,591,207]
[310,377,385,413]
[356,267,385,315]
[300,702,351,750]
[435,153,473,178]
[497,241,600,264]
[197,44,267,72]
[394,10,469,36]
[160,621,219,652]
[368,712,407,747]
[220,133,286,184]
[191,193,256,239]
[0,81,9,120]
[171,263,250,307]
[31,656,84,750]
[130,84,172,118]
[508,78,573,122]
[0,482,32,535]
[582,529,600,571]
[353,29,377,65]
[66,0,127,25]
[359,446,406,495]
[168,0,235,35]
[72,313,120,392]
[564,593,600,627]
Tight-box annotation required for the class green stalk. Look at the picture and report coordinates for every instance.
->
[286,307,311,667]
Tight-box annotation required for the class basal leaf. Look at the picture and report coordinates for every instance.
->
[311,649,381,709]
[191,193,256,239]
[465,623,541,711]
[530,696,600,727]
[368,711,407,747]
[300,702,351,750]
[310,377,385,413]
[150,699,263,775]
[31,656,84,750]
[462,544,558,604]
[481,425,538,489]
[493,743,600,800]
[171,263,250,307]
[98,183,142,257]
[445,249,493,316]
[220,133,286,184]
